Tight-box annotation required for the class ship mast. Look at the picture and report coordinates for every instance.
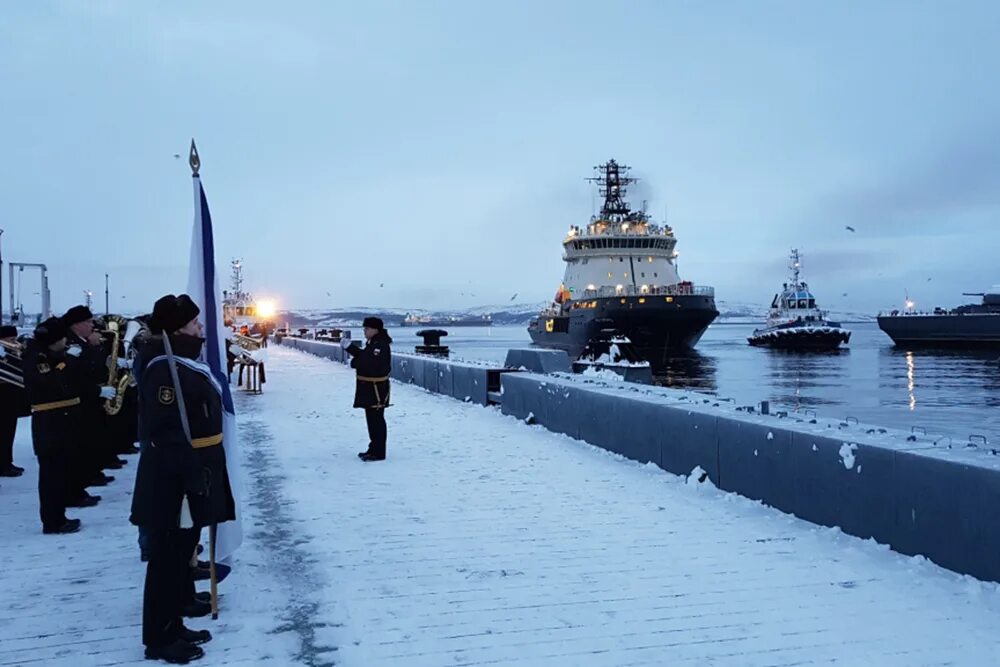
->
[789,249,801,287]
[587,159,638,221]
[230,259,244,296]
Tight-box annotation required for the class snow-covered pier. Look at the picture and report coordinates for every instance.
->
[4,345,1000,666]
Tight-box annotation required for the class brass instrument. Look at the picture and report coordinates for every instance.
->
[0,339,24,389]
[232,333,262,353]
[102,318,143,415]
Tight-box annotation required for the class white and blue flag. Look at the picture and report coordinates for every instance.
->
[186,140,243,574]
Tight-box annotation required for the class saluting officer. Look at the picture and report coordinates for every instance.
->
[341,316,393,461]
[131,294,235,664]
[0,325,28,478]
[22,317,115,534]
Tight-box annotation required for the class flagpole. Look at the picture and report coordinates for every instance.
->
[189,139,221,619]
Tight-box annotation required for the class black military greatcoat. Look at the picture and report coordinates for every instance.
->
[345,331,392,409]
[130,335,235,533]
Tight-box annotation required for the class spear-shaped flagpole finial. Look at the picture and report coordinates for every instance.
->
[189,139,201,176]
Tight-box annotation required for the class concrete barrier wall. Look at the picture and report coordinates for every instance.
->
[278,337,502,406]
[499,371,1000,583]
[279,336,1000,582]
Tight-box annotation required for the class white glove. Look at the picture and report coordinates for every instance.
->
[117,357,131,369]
[339,338,351,349]
[98,386,116,399]
[66,345,83,358]
[0,346,6,359]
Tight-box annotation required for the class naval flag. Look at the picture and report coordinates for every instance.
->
[186,140,243,573]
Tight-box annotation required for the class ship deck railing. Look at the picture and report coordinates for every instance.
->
[578,284,715,299]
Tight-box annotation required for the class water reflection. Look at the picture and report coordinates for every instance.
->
[652,350,717,392]
[879,347,1000,411]
[760,348,849,410]
[906,351,916,411]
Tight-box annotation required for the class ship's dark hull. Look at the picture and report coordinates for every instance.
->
[527,294,718,368]
[877,314,1000,347]
[748,326,850,351]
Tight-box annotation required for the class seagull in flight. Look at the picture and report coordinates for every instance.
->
[510,293,518,301]
[845,225,856,232]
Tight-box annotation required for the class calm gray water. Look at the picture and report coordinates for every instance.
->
[390,322,1000,446]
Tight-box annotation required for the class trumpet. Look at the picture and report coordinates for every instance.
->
[0,339,24,389]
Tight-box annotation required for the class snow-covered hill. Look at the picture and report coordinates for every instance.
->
[276,301,875,328]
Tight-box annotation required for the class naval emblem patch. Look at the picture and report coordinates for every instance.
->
[36,362,50,374]
[158,386,175,405]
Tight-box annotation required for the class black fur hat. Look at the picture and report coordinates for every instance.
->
[362,316,384,330]
[33,317,67,347]
[61,305,94,327]
[149,294,201,334]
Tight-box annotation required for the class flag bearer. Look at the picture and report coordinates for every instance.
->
[131,294,235,664]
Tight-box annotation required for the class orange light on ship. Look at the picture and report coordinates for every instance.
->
[257,299,277,318]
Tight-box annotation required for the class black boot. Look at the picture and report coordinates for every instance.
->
[144,639,205,663]
[87,473,114,487]
[0,465,24,477]
[43,518,81,534]
[182,599,212,618]
[67,494,101,508]
[179,625,212,646]
[360,452,385,462]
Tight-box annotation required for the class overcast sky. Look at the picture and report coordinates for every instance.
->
[3,0,1000,316]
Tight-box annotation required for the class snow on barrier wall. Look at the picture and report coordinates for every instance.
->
[499,372,1000,584]
[278,336,1000,583]
[277,337,511,406]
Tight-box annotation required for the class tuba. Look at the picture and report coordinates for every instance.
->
[0,339,24,389]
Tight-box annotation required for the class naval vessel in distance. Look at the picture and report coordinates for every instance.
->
[877,287,1000,347]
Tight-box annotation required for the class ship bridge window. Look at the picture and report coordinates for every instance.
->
[808,299,815,308]
[798,299,808,308]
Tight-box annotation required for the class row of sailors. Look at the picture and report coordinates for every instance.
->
[3,296,235,664]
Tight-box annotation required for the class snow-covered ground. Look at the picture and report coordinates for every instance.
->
[3,345,1000,666]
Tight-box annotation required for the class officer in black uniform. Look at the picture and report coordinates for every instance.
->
[342,317,392,461]
[62,305,119,491]
[131,294,236,664]
[0,325,28,477]
[22,317,115,534]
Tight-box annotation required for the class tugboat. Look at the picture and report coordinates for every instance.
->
[527,159,718,368]
[877,287,1000,347]
[748,249,851,350]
